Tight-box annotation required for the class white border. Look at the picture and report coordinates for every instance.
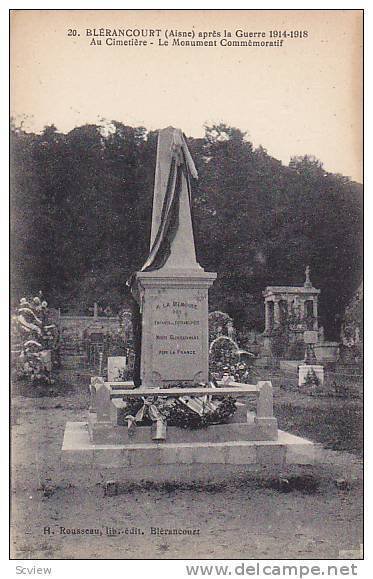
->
[1,1,368,577]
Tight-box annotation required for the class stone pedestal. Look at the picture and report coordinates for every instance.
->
[304,344,317,365]
[136,269,216,387]
[298,364,324,387]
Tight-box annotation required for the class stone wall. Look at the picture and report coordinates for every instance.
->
[59,313,132,342]
[59,316,120,341]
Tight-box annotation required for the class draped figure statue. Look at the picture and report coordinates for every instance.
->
[127,127,201,386]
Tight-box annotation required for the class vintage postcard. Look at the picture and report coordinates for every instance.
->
[10,8,363,563]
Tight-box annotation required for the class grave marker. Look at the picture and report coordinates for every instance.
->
[107,356,127,381]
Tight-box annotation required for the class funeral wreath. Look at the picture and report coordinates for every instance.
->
[123,382,237,431]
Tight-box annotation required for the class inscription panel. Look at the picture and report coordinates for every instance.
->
[149,288,207,382]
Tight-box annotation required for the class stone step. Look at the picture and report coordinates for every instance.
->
[62,422,315,476]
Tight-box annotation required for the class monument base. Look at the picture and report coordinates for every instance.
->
[88,411,278,445]
[61,421,315,484]
[74,378,316,483]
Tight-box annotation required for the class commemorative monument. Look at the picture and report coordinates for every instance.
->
[62,127,314,480]
[135,127,216,387]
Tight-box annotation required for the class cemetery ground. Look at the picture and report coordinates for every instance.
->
[11,368,363,560]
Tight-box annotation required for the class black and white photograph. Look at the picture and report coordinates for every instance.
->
[9,8,363,564]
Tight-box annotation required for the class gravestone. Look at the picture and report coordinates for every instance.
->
[299,329,324,386]
[135,128,216,387]
[107,356,127,381]
[96,380,111,423]
[298,364,324,387]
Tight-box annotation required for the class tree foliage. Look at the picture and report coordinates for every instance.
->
[10,121,362,339]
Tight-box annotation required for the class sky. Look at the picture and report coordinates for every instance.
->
[10,9,363,181]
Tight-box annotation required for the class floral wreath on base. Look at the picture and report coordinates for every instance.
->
[124,381,237,432]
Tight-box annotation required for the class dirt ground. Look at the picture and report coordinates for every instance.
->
[10,370,363,560]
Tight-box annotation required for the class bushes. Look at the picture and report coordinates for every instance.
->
[301,370,361,399]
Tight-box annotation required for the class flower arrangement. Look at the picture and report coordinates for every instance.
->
[12,292,58,386]
[209,336,239,369]
[123,382,237,432]
[303,367,320,388]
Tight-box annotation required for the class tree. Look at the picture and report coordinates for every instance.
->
[10,122,362,339]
